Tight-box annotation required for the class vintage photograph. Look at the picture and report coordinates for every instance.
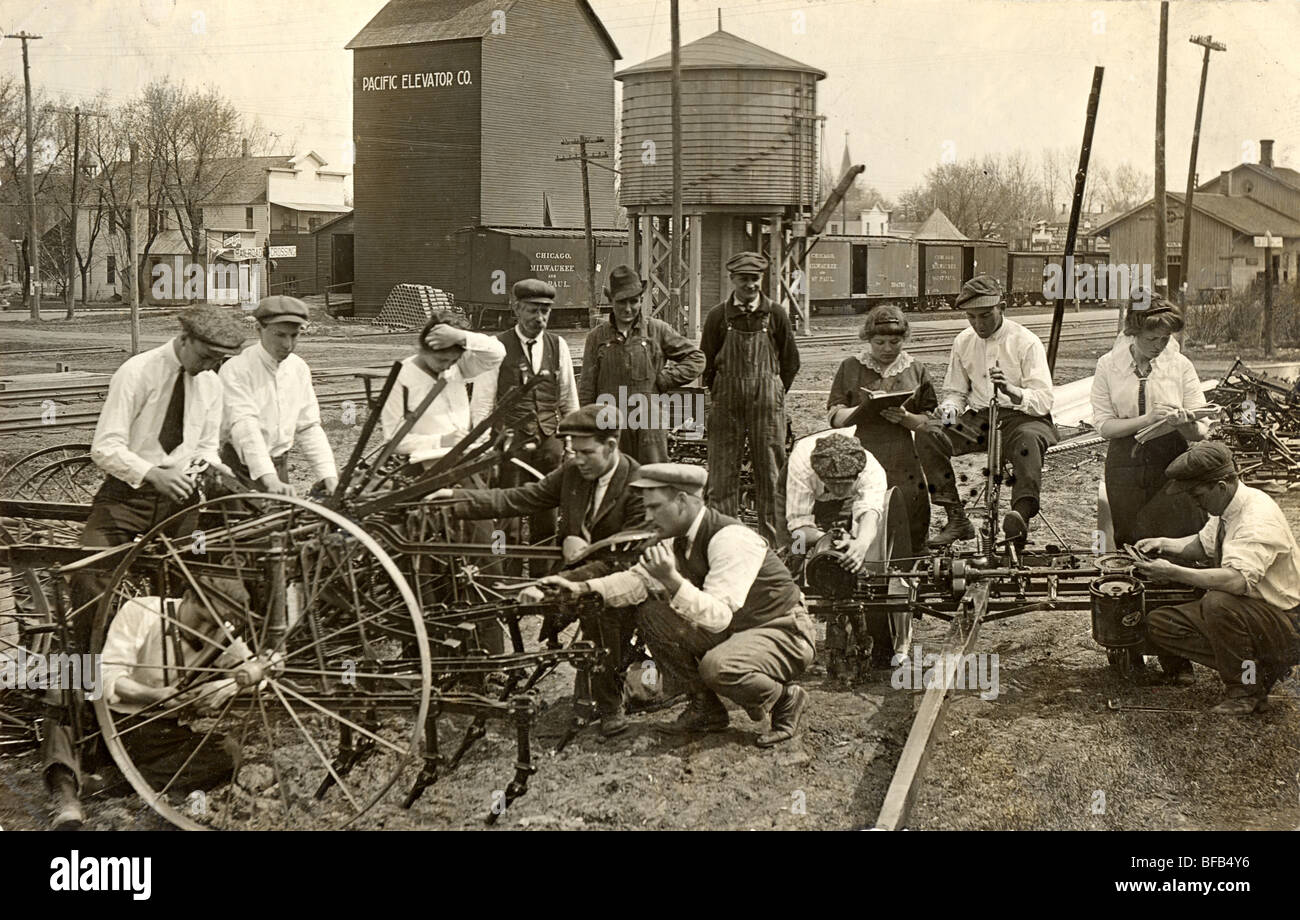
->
[1,0,1297,841]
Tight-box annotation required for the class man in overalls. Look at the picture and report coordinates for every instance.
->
[470,279,580,565]
[578,265,705,463]
[699,251,801,547]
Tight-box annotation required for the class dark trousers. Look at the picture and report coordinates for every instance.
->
[619,426,669,465]
[496,435,565,575]
[1146,590,1300,698]
[219,442,288,489]
[44,479,199,791]
[1104,434,1205,549]
[634,600,815,716]
[913,407,1059,516]
[706,379,785,547]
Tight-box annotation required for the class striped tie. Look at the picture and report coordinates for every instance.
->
[1136,366,1150,416]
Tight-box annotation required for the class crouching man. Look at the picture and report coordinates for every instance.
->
[539,463,816,747]
[1133,442,1300,714]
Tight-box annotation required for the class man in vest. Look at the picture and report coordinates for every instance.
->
[433,404,644,735]
[700,251,801,547]
[1134,442,1300,714]
[470,279,580,557]
[578,265,705,463]
[539,463,816,747]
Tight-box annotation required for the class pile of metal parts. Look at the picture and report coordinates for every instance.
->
[1209,358,1300,488]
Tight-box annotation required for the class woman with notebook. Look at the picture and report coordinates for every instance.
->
[1090,299,1211,551]
[826,304,938,550]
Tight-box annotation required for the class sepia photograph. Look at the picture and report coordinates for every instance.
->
[0,0,1297,874]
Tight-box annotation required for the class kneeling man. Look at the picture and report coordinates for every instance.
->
[541,463,816,747]
[1134,442,1300,714]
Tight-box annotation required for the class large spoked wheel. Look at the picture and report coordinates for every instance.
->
[866,488,915,667]
[0,520,54,753]
[2,452,100,545]
[0,443,91,496]
[90,493,432,830]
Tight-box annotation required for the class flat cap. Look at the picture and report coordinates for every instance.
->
[726,251,769,275]
[559,403,623,436]
[513,279,557,304]
[955,274,1004,311]
[810,433,867,482]
[254,295,310,326]
[605,264,644,302]
[629,462,707,495]
[1164,441,1236,493]
[178,305,247,353]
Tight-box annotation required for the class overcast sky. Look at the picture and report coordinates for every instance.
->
[3,0,1297,202]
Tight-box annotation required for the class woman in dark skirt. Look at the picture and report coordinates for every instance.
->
[1090,300,1209,550]
[827,305,938,550]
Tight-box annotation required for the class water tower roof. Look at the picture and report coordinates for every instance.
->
[616,29,825,79]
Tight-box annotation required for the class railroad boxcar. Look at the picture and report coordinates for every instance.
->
[1007,250,1112,308]
[917,241,965,310]
[456,226,630,328]
[808,235,919,314]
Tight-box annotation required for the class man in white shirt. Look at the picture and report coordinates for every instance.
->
[50,306,246,828]
[538,464,817,747]
[469,279,580,561]
[913,275,1059,546]
[219,296,338,496]
[1134,442,1300,714]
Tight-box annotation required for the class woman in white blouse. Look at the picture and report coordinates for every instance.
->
[1090,301,1209,549]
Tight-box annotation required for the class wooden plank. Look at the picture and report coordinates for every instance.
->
[873,580,989,831]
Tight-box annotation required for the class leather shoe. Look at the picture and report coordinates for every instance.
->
[1002,510,1028,543]
[1210,696,1261,715]
[930,515,975,546]
[52,801,84,831]
[756,685,808,748]
[599,711,630,737]
[1157,656,1194,686]
[659,693,729,734]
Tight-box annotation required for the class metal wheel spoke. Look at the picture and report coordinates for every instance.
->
[265,680,363,813]
[268,678,411,757]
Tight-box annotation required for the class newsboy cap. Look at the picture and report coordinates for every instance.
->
[955,274,1004,311]
[605,265,644,302]
[513,279,557,304]
[726,251,769,275]
[178,305,246,353]
[629,463,707,495]
[559,403,623,437]
[810,433,868,482]
[1164,441,1236,493]
[254,295,310,326]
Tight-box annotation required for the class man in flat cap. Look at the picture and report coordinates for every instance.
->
[913,274,1058,546]
[578,265,705,464]
[433,405,644,735]
[539,462,816,747]
[48,304,245,828]
[1132,442,1300,714]
[219,296,338,496]
[699,250,801,547]
[471,279,580,561]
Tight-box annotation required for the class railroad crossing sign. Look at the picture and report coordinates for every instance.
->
[268,245,297,258]
[1253,233,1283,248]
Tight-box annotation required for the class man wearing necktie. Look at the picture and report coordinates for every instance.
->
[699,251,801,548]
[469,279,580,569]
[47,305,245,829]
[913,274,1059,547]
[433,405,643,735]
[539,463,817,747]
[1133,442,1300,715]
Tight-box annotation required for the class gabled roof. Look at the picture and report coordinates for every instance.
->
[1093,192,1300,237]
[1197,161,1300,194]
[200,156,294,203]
[913,208,966,241]
[617,29,826,79]
[347,0,620,59]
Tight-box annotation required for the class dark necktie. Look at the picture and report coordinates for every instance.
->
[1136,363,1151,415]
[582,485,599,539]
[159,370,186,454]
[1213,517,1227,568]
[525,339,537,373]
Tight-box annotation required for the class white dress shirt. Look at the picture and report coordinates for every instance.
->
[90,338,223,489]
[219,342,336,482]
[1090,336,1205,432]
[785,427,889,534]
[381,331,506,460]
[469,326,580,428]
[939,319,1054,418]
[584,505,768,633]
[1197,484,1300,610]
[100,597,201,713]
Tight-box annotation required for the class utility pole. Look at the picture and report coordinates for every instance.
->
[7,31,43,320]
[129,201,140,355]
[49,106,106,318]
[558,136,609,323]
[1179,34,1226,305]
[1153,3,1168,299]
[669,0,683,331]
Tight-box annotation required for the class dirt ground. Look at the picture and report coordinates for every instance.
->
[1,308,1298,831]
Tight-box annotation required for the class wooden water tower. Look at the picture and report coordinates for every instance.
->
[616,29,825,335]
